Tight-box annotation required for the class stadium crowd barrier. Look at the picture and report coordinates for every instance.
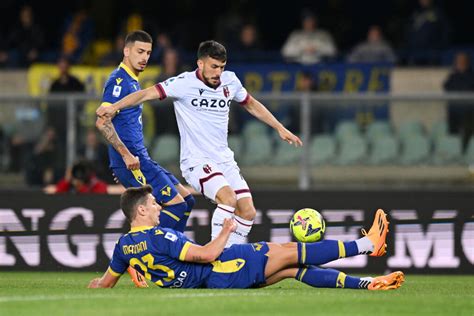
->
[1,92,474,189]
[0,189,472,274]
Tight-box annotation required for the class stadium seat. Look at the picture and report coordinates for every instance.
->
[335,135,368,165]
[241,135,272,166]
[309,135,336,166]
[242,121,268,140]
[464,136,474,165]
[228,135,243,160]
[365,120,392,142]
[335,120,361,142]
[271,137,303,166]
[430,120,448,141]
[432,135,463,165]
[399,134,431,165]
[367,135,399,165]
[151,134,180,165]
[398,120,425,140]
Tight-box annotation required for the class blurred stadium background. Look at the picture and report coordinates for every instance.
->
[0,0,473,308]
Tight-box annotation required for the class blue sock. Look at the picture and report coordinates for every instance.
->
[174,195,195,232]
[295,266,365,289]
[159,201,188,230]
[297,240,359,265]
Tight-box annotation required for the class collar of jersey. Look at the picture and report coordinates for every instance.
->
[129,225,153,233]
[119,62,139,81]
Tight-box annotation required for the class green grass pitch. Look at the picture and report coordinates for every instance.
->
[0,272,472,316]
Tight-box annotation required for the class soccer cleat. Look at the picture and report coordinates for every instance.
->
[127,266,149,288]
[361,208,389,257]
[368,271,405,290]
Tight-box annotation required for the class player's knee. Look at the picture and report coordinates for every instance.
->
[215,187,237,208]
[235,204,256,220]
[219,195,237,208]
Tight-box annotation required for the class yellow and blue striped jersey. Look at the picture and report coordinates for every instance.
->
[108,226,212,288]
[101,62,150,168]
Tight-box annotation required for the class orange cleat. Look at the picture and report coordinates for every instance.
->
[368,271,405,290]
[362,209,390,257]
[127,266,149,288]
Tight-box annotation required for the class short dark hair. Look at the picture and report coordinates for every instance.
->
[71,160,92,182]
[120,185,153,222]
[197,40,227,61]
[125,30,153,45]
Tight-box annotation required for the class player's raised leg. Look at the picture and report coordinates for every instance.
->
[264,209,390,276]
[183,162,248,246]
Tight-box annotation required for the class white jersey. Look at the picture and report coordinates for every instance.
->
[154,70,249,171]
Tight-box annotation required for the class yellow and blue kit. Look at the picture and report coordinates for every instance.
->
[101,63,180,205]
[108,226,269,288]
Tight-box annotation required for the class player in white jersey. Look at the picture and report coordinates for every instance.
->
[97,40,302,246]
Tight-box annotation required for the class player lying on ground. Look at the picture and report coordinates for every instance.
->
[88,185,404,290]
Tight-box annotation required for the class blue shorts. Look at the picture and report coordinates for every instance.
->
[112,159,180,204]
[204,242,269,289]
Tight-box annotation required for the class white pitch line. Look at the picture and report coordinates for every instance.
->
[0,291,272,303]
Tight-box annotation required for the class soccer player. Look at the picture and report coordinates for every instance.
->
[88,185,405,290]
[96,31,195,286]
[96,40,303,247]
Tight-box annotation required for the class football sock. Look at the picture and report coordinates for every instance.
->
[297,240,359,265]
[211,204,235,240]
[296,266,371,289]
[227,214,254,246]
[159,201,188,230]
[174,195,195,232]
[355,236,374,254]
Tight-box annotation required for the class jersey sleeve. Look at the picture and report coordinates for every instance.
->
[231,73,250,105]
[154,75,185,100]
[108,241,128,276]
[152,227,193,261]
[101,76,129,107]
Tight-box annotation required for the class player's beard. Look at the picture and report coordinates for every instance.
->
[203,74,220,88]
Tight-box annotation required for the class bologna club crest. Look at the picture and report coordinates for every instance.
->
[203,164,212,174]
[223,86,230,98]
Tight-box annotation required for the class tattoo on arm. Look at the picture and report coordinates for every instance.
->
[98,118,128,156]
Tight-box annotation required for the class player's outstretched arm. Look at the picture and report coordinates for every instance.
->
[243,96,303,147]
[184,218,237,263]
[88,269,120,288]
[96,86,160,117]
[96,115,140,170]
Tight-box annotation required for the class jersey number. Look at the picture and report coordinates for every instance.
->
[129,254,175,287]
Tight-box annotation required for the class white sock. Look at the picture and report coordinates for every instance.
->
[211,204,235,240]
[355,236,374,254]
[226,215,254,247]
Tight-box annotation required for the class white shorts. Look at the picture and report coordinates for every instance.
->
[182,160,251,202]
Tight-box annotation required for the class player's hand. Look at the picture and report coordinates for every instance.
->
[88,278,101,288]
[278,127,303,147]
[222,218,237,233]
[123,154,140,170]
[96,105,117,118]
